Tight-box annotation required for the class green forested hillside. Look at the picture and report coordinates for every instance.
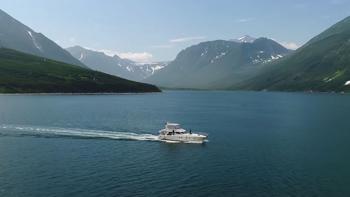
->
[234,16,350,92]
[0,48,160,93]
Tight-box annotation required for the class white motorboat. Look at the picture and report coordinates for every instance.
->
[159,122,208,143]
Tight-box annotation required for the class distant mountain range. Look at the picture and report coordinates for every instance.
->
[146,36,291,89]
[1,7,350,93]
[0,9,86,68]
[66,46,168,82]
[234,16,350,92]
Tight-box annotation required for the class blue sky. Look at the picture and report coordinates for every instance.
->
[1,0,350,62]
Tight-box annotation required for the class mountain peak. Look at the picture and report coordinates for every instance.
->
[0,9,86,68]
[231,35,256,43]
[66,46,168,81]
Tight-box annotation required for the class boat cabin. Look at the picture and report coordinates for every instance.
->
[166,123,181,130]
[160,123,187,135]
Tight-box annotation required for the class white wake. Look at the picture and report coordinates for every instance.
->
[0,124,160,142]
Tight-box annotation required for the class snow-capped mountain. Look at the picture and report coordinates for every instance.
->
[133,62,168,77]
[231,35,256,43]
[66,46,168,81]
[146,37,291,89]
[0,9,86,68]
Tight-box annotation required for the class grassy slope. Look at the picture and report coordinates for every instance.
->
[234,18,350,92]
[0,48,160,93]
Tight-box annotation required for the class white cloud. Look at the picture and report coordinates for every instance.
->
[235,18,255,23]
[117,52,153,63]
[81,47,153,63]
[96,49,119,57]
[281,42,300,50]
[151,44,174,49]
[69,37,76,43]
[150,36,206,49]
[169,36,206,43]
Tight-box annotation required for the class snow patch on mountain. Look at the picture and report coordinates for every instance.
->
[210,52,227,63]
[126,66,133,72]
[27,31,42,51]
[151,65,166,74]
[201,48,208,57]
[251,54,284,64]
[79,53,84,61]
[135,63,167,75]
[231,35,256,43]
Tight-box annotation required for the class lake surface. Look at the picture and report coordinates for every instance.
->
[0,91,350,197]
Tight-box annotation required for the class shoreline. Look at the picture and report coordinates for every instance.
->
[162,89,350,95]
[0,92,162,96]
[0,89,348,96]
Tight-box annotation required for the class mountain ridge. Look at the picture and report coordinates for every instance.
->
[233,16,350,92]
[146,37,291,89]
[0,9,86,68]
[66,46,168,81]
[230,35,256,43]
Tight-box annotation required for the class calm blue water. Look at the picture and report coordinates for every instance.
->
[1,91,350,197]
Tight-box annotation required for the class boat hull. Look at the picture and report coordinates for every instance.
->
[159,134,207,143]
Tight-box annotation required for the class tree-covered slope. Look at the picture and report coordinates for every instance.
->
[0,48,160,93]
[235,16,350,92]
